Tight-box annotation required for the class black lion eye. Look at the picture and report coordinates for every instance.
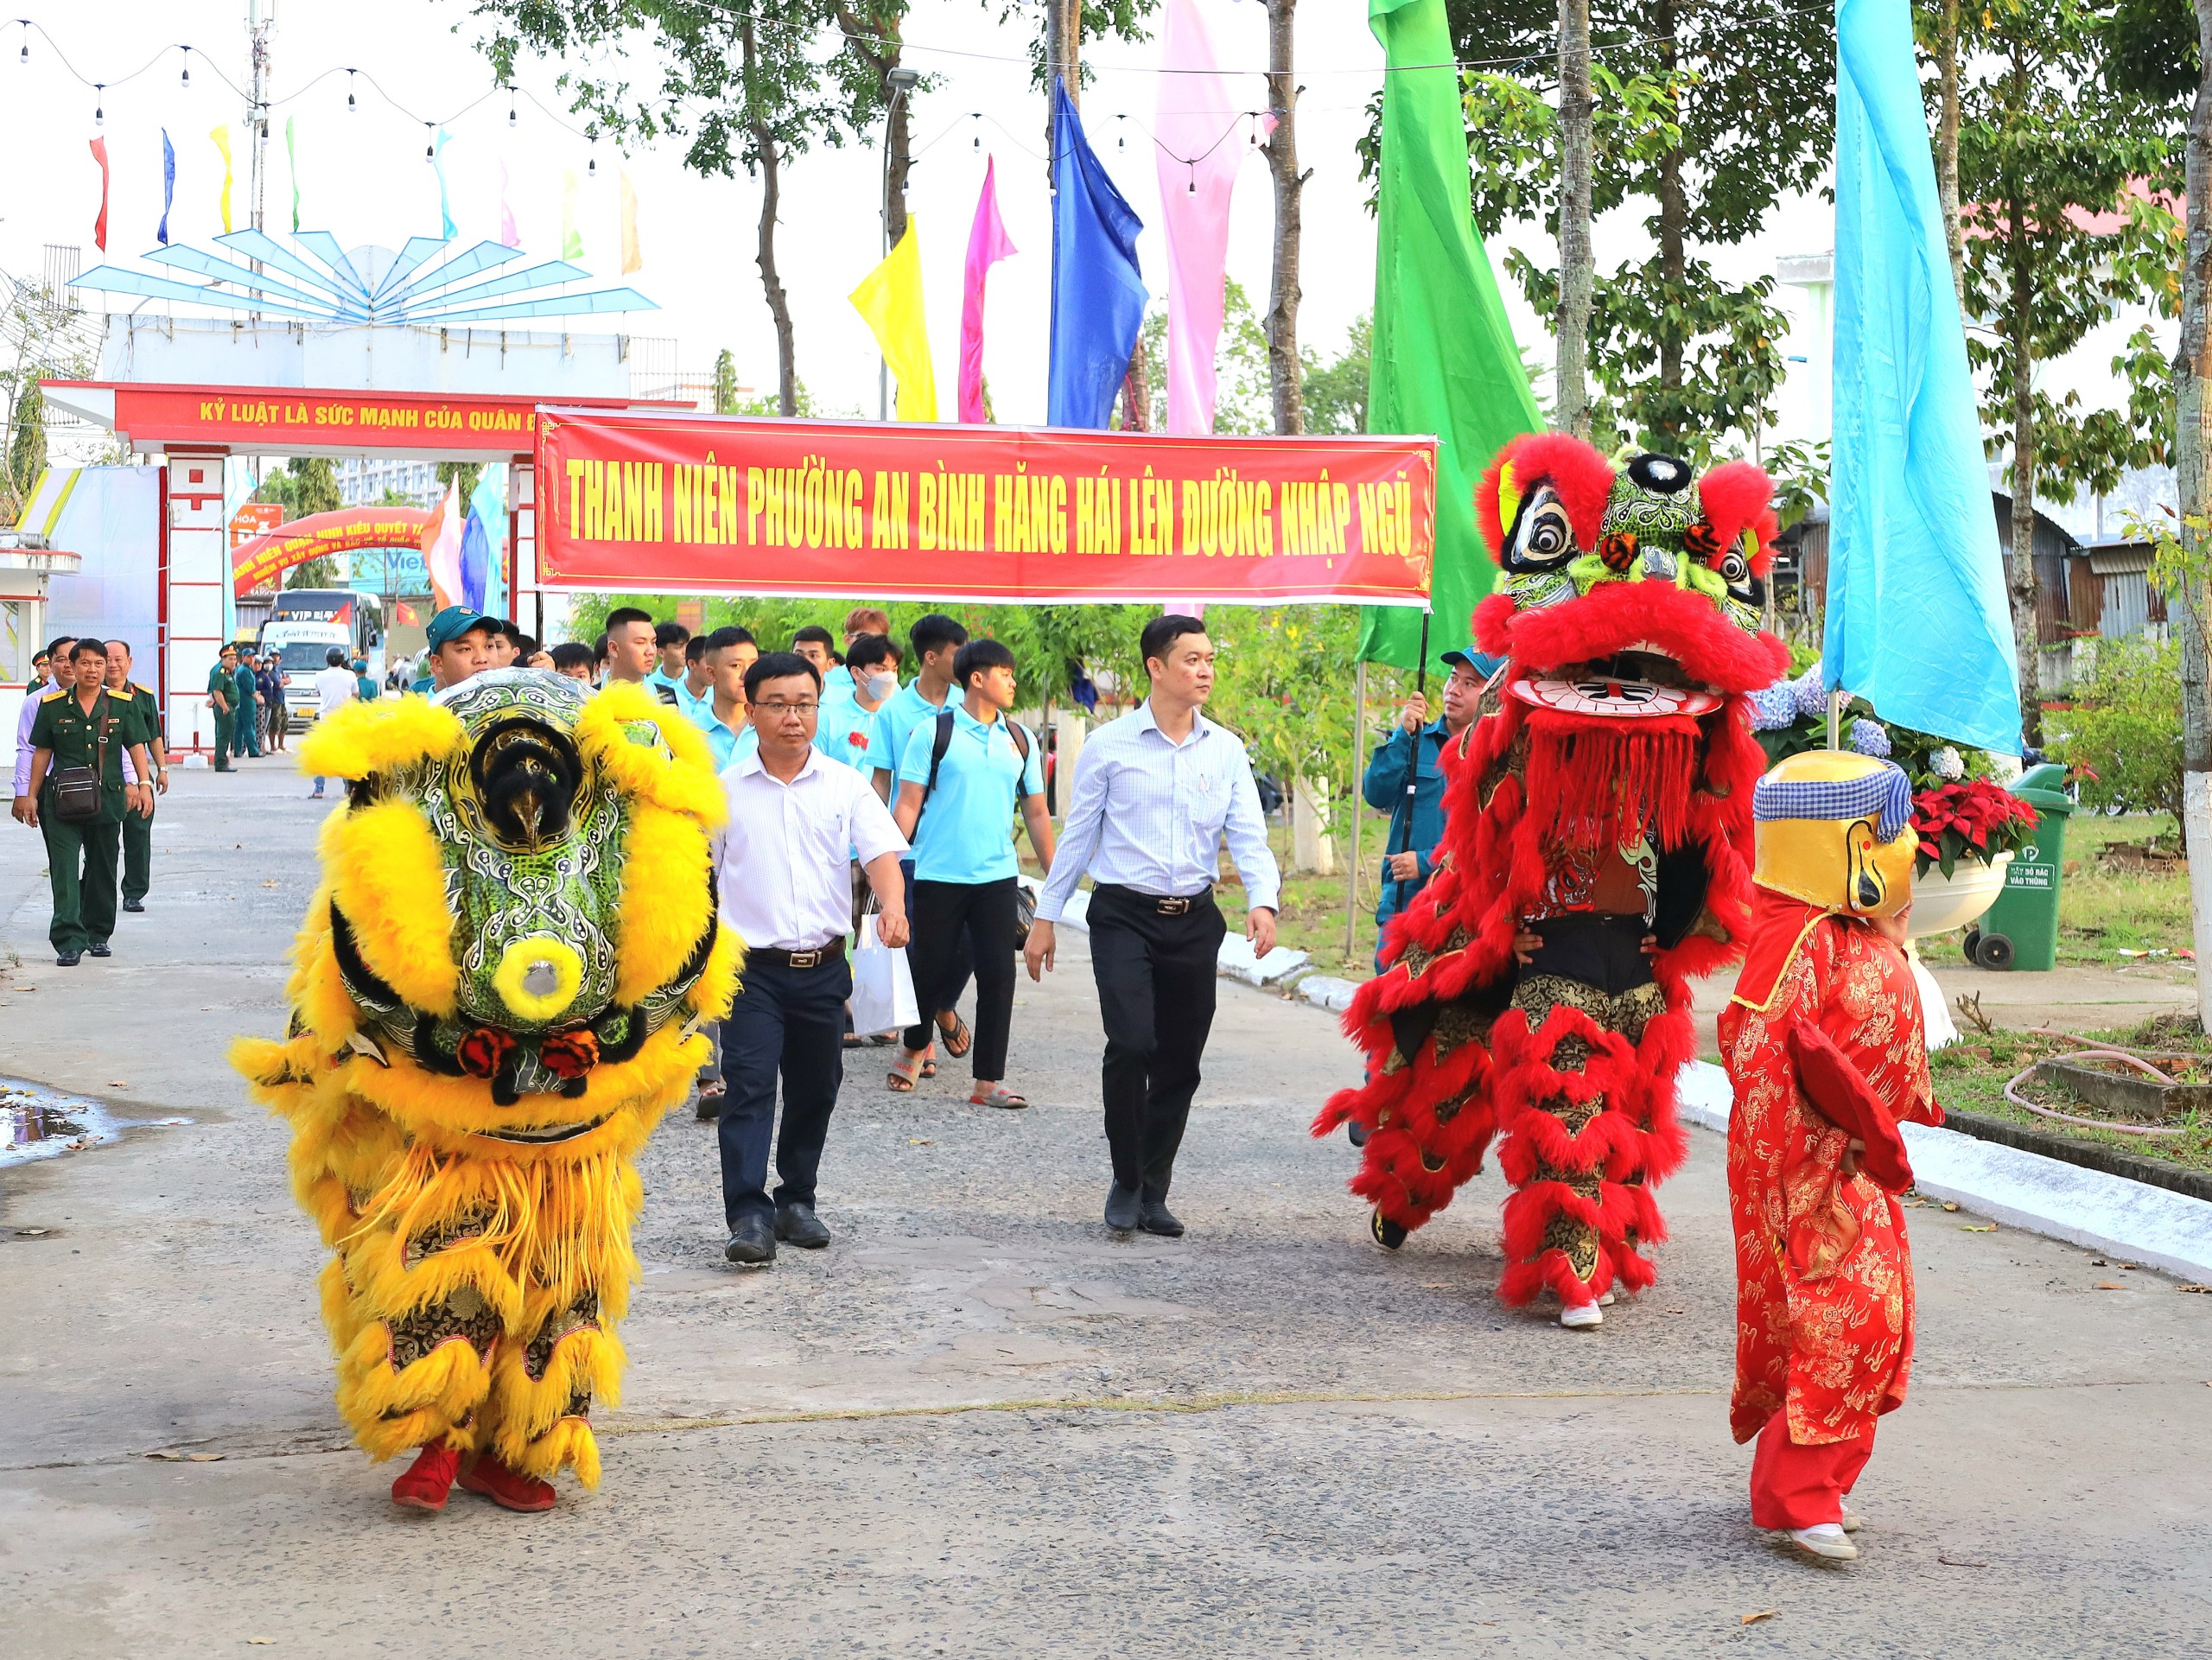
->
[1720,551,1749,585]
[1505,487,1576,571]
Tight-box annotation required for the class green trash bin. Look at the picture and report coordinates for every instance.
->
[1965,772,2074,971]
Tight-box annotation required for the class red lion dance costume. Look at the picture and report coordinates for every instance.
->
[1315,435,1789,1326]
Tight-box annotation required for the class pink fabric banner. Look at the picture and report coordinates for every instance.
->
[959,157,1017,423]
[1154,0,1246,436]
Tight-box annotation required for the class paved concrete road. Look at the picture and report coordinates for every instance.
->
[3,761,2208,1657]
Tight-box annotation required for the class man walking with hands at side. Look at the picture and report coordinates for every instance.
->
[1026,615,1280,1237]
[714,651,910,1265]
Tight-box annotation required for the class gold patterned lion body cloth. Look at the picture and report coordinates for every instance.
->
[232,672,739,1501]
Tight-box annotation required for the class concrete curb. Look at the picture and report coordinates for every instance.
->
[1675,1059,2212,1282]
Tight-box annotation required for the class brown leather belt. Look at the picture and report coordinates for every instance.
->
[748,939,848,970]
[1096,883,1208,916]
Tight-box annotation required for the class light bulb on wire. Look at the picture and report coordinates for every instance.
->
[347,69,357,112]
[509,96,517,128]
[424,123,434,161]
[1115,113,1125,151]
[94,84,104,125]
[180,48,190,88]
[971,112,980,151]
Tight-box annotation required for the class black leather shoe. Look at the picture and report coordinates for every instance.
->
[55,950,82,967]
[775,1202,832,1249]
[723,1216,777,1265]
[122,899,145,913]
[1371,1211,1408,1251]
[87,941,111,958]
[1103,1182,1141,1232]
[1138,1194,1185,1237]
[1347,1119,1369,1148]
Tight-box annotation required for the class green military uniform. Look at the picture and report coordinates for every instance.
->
[118,680,162,907]
[232,661,262,759]
[207,661,238,769]
[29,686,150,955]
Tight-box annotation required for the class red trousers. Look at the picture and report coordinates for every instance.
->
[1749,1413,1875,1530]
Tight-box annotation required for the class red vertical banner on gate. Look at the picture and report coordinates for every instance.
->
[533,409,1436,604]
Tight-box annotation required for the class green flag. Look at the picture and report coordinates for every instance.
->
[1359,0,1541,674]
[285,117,300,232]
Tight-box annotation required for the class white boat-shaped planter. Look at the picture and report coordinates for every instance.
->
[1907,849,2014,939]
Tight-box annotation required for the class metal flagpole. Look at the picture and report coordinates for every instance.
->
[1344,658,1367,960]
[1388,609,1433,918]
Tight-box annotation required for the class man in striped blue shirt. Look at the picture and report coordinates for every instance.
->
[1027,615,1281,1238]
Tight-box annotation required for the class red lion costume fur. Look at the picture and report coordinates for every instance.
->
[1314,435,1789,1315]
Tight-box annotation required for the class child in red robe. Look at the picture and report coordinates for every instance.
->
[1719,752,1942,1562]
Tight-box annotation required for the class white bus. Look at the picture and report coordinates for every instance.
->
[261,589,385,725]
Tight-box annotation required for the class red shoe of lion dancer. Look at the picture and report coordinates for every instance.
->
[1314,434,1789,1326]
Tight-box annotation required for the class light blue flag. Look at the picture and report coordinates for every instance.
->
[1828,0,2019,754]
[1047,79,1147,429]
[461,465,506,616]
[435,127,456,241]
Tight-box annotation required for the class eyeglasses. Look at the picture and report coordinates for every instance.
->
[755,699,819,716]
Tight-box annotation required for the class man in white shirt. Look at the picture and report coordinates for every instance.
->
[308,648,358,800]
[1027,615,1281,1238]
[713,650,910,1266]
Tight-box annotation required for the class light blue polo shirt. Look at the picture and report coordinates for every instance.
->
[895,704,1044,885]
[671,676,714,726]
[867,679,952,783]
[694,704,759,773]
[816,674,880,773]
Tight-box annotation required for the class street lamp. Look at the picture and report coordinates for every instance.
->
[879,67,921,422]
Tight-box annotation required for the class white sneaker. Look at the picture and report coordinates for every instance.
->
[1789,1523,1858,1561]
[1598,1289,1618,1307]
[1838,1500,1862,1533]
[1559,1301,1604,1330]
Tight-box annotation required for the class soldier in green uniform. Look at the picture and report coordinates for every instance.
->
[24,639,156,966]
[232,650,263,760]
[105,639,167,913]
[207,645,239,771]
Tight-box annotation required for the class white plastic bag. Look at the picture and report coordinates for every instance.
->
[849,914,918,1036]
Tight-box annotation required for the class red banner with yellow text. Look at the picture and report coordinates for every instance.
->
[232,506,434,597]
[534,410,1436,605]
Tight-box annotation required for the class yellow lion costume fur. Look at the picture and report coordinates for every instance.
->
[233,672,739,1499]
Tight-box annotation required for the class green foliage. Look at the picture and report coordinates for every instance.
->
[5,379,44,515]
[1440,0,1832,461]
[1303,314,1371,436]
[286,557,343,589]
[991,0,1160,92]
[2095,0,2199,104]
[435,461,480,507]
[1956,1,2184,504]
[2051,635,2185,817]
[253,457,342,518]
[712,347,741,415]
[1138,291,1372,439]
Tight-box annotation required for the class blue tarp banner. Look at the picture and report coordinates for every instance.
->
[1047,79,1147,429]
[1828,0,2020,754]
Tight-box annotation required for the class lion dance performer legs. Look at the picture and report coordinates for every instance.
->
[233,674,739,1511]
[1315,435,1788,1327]
[1719,752,1942,1562]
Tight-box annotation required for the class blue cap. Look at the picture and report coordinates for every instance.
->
[425,606,491,652]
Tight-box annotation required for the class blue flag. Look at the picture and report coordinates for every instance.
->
[1047,79,1147,429]
[1828,0,2020,754]
[158,129,175,245]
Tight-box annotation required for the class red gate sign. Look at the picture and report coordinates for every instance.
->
[534,409,1436,604]
[232,506,434,597]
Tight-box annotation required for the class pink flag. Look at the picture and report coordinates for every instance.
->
[958,157,1017,423]
[1154,0,1246,436]
[423,478,465,611]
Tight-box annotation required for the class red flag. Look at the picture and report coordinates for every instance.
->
[396,601,421,626]
[88,137,109,252]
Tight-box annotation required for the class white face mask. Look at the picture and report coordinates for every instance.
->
[866,671,897,701]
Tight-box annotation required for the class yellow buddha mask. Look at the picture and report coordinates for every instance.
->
[1750,750,1916,918]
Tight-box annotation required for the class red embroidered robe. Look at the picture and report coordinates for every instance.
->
[1719,904,1942,1446]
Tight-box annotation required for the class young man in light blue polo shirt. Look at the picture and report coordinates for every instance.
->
[644,620,690,702]
[817,632,900,773]
[887,637,1055,1110]
[671,633,716,724]
[690,626,760,773]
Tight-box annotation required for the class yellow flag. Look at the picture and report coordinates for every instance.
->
[211,125,233,233]
[849,218,938,423]
[620,169,643,274]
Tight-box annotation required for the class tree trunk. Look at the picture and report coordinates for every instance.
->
[833,9,910,246]
[1654,0,1686,444]
[1120,334,1151,431]
[1936,0,1966,309]
[2007,192,2043,749]
[1263,0,1306,436]
[743,20,797,418]
[2177,0,2212,1030]
[1555,0,1594,437]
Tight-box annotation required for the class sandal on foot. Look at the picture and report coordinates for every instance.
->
[969,1085,1029,1110]
[887,1052,926,1093]
[920,1050,938,1079]
[934,1013,972,1058]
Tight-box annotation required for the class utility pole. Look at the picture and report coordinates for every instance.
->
[878,67,918,421]
[247,1,273,238]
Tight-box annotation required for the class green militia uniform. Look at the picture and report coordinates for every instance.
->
[118,680,162,907]
[207,661,237,768]
[29,687,151,954]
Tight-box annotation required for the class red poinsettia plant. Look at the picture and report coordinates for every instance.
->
[1912,779,2039,878]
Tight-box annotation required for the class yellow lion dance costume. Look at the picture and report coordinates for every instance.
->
[232,672,739,1513]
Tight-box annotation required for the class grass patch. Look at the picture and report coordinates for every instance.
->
[2049,811,2192,966]
[1930,1009,2212,1176]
